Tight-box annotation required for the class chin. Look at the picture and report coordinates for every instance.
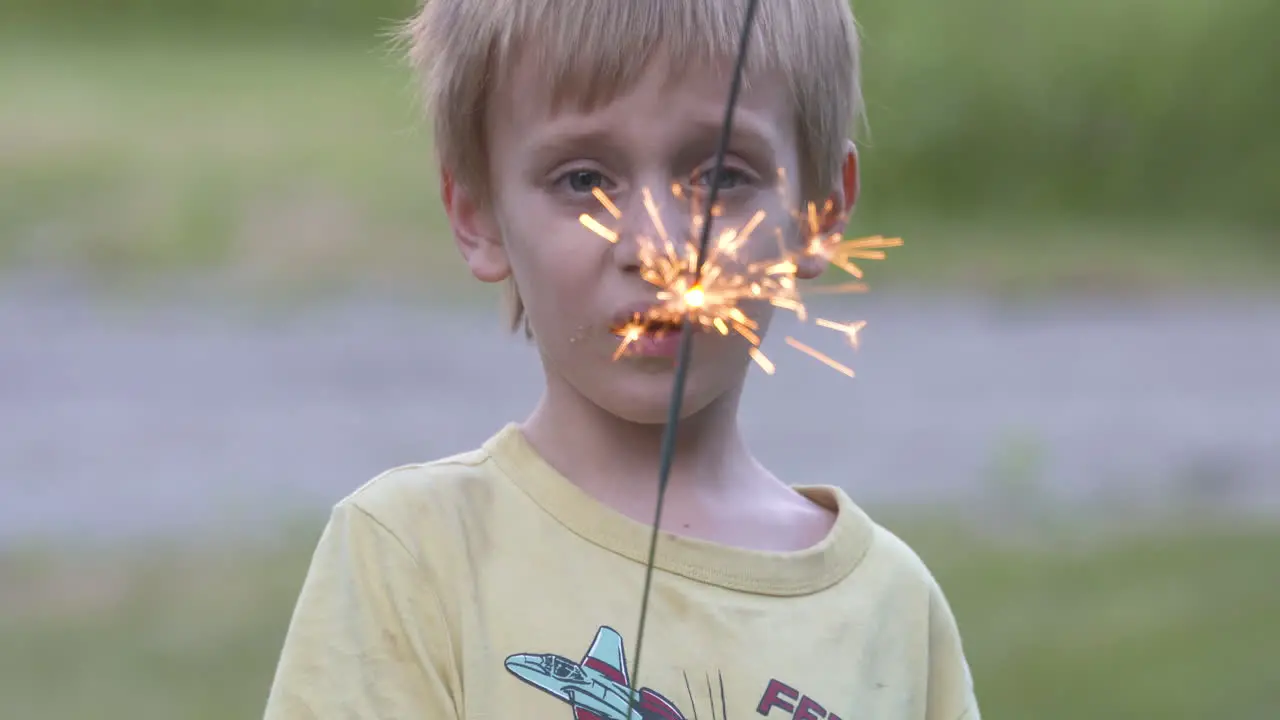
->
[586,367,737,425]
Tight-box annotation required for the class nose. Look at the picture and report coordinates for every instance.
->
[611,185,689,273]
[610,225,642,274]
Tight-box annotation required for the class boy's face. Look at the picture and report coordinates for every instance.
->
[445,52,856,424]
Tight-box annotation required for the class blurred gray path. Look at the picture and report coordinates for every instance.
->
[2,283,1278,546]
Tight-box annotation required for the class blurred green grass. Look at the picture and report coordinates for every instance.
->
[7,0,1279,234]
[2,514,1276,719]
[0,37,465,294]
[1,27,1276,298]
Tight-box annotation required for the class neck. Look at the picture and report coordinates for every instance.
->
[520,372,760,517]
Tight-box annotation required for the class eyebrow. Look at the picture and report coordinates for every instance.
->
[525,128,631,173]
[525,111,781,177]
[678,113,779,173]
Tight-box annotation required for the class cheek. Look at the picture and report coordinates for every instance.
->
[734,209,800,265]
[504,224,606,329]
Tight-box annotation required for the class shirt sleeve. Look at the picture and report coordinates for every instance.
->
[263,500,461,719]
[925,578,981,720]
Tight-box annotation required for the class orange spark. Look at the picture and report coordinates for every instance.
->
[815,318,867,349]
[748,346,776,375]
[591,187,622,219]
[581,214,618,244]
[612,324,643,361]
[785,337,855,377]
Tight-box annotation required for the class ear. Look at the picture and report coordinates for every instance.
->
[796,142,860,280]
[441,168,510,283]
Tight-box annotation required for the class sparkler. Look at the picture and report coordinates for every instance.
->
[619,0,900,713]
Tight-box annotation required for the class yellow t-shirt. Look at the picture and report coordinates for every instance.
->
[264,424,980,720]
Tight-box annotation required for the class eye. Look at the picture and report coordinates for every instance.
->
[556,169,612,194]
[693,166,753,191]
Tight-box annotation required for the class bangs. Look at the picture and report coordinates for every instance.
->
[407,0,860,202]
[497,0,790,112]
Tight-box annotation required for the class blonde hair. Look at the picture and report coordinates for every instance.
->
[401,0,863,334]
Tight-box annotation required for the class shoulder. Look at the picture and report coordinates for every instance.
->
[866,522,934,576]
[840,508,980,714]
[325,443,522,569]
[344,446,496,519]
[853,515,951,600]
[862,520,967,634]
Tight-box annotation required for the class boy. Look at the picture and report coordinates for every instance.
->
[264,0,981,718]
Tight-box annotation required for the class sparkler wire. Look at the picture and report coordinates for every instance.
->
[627,0,763,711]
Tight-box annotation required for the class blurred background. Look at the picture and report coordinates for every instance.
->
[2,0,1277,718]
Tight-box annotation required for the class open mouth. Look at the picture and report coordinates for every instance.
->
[610,313,684,337]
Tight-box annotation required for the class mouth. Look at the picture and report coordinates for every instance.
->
[609,312,684,338]
[606,306,691,359]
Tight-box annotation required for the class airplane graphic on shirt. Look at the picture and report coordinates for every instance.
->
[504,626,688,720]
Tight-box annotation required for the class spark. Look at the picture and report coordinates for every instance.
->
[579,172,901,377]
[815,318,867,350]
[784,337,855,377]
[612,324,643,361]
[684,285,706,308]
[592,187,622,219]
[580,214,618,244]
